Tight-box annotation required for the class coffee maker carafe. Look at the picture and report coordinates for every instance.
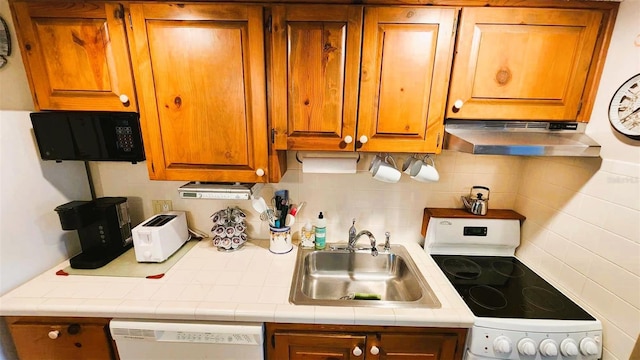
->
[55,197,133,269]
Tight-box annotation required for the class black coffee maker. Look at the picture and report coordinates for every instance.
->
[55,197,133,269]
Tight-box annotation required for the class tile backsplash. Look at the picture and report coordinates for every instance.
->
[515,157,640,360]
[91,150,524,244]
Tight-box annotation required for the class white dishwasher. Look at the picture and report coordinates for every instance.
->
[110,319,264,360]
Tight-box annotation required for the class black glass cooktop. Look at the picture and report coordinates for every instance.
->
[431,255,594,320]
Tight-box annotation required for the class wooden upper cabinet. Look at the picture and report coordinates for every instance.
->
[447,7,603,121]
[127,3,269,182]
[270,5,363,151]
[357,7,457,153]
[11,1,136,111]
[271,6,456,153]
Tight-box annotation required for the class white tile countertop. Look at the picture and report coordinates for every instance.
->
[0,239,474,328]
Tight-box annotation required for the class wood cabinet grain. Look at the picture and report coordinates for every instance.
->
[266,323,467,360]
[11,1,136,111]
[357,7,456,153]
[270,5,363,151]
[271,6,456,153]
[6,316,116,360]
[9,0,618,182]
[447,7,603,121]
[127,3,270,181]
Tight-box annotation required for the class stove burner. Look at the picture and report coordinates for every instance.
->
[522,286,565,312]
[468,285,507,310]
[491,260,525,278]
[442,258,481,280]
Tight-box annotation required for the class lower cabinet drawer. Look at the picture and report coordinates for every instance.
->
[6,317,116,360]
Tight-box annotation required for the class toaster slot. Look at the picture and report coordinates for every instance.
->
[143,215,177,227]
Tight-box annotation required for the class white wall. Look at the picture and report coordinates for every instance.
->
[515,1,640,359]
[0,2,91,359]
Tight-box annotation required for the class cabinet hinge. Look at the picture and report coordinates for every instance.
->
[114,6,124,20]
[576,101,583,115]
[151,162,155,174]
[436,132,441,148]
[128,12,133,29]
[271,334,275,348]
[266,15,272,33]
[271,128,276,143]
[452,14,458,37]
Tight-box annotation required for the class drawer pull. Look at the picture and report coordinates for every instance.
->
[352,346,363,356]
[370,345,380,355]
[48,330,60,340]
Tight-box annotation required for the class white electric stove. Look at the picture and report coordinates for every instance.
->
[423,210,602,360]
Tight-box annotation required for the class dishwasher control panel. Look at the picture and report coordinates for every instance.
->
[110,319,264,345]
[166,331,260,345]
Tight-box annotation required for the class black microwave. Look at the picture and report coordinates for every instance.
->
[30,111,145,163]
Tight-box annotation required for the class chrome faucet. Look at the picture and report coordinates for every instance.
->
[347,219,378,256]
[384,231,391,252]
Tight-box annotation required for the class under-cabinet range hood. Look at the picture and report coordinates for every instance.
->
[178,182,263,200]
[443,120,601,157]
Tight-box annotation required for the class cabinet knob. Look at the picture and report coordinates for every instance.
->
[255,168,265,177]
[119,94,130,106]
[359,135,368,144]
[452,99,463,112]
[343,135,353,144]
[352,346,363,356]
[48,330,60,340]
[370,346,380,355]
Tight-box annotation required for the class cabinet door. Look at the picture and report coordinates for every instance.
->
[128,4,269,182]
[447,7,602,121]
[357,7,457,153]
[11,1,136,111]
[7,317,115,360]
[272,332,367,360]
[375,333,461,360]
[271,5,363,151]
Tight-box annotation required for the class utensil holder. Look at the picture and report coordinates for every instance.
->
[269,226,292,254]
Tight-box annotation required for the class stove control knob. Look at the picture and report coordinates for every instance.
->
[580,337,599,356]
[560,339,579,357]
[493,336,512,354]
[539,339,558,357]
[517,338,537,356]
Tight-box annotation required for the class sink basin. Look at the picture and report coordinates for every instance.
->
[289,244,441,308]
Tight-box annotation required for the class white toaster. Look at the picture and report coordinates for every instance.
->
[132,211,189,262]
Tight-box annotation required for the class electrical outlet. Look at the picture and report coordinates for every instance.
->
[152,200,173,214]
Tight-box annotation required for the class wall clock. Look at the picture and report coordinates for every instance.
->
[608,73,640,140]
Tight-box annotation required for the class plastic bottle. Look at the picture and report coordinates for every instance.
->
[300,220,315,249]
[314,212,326,250]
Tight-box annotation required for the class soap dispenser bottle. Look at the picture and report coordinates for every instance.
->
[300,220,315,249]
[315,212,326,250]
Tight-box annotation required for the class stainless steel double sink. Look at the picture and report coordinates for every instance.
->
[289,244,441,308]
